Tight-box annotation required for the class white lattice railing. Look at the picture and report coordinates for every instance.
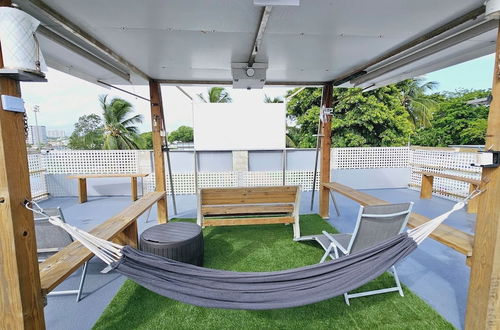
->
[28,153,48,200]
[144,170,321,195]
[27,147,480,200]
[332,147,410,169]
[43,150,141,174]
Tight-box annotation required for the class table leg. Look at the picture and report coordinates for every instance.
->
[131,177,138,201]
[78,178,87,203]
[420,175,434,199]
[467,184,479,214]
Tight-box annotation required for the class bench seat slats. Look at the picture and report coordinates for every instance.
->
[322,182,473,258]
[203,216,295,227]
[39,191,165,293]
[199,186,301,238]
[202,204,294,216]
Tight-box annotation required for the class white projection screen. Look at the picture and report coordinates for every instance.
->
[193,103,286,151]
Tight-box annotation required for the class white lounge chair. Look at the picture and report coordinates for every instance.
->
[296,202,413,305]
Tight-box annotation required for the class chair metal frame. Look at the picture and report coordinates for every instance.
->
[321,203,413,305]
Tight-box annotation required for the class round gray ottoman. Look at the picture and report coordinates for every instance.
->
[140,222,204,266]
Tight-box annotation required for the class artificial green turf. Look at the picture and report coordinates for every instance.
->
[94,215,453,330]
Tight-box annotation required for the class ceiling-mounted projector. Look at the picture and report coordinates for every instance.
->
[231,62,267,89]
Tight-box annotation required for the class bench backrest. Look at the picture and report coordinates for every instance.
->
[200,186,299,206]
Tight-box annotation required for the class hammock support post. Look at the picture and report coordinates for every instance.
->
[319,83,334,219]
[0,1,46,326]
[465,18,500,330]
[149,80,169,223]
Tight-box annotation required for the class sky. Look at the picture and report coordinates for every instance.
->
[20,53,496,136]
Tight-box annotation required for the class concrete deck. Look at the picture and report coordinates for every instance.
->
[39,189,473,329]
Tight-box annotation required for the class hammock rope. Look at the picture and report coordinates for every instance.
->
[25,189,483,310]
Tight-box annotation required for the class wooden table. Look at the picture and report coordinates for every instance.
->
[68,173,149,203]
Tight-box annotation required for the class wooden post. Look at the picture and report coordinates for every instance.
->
[420,174,434,199]
[149,80,168,223]
[465,23,500,330]
[114,222,139,248]
[319,83,334,219]
[0,0,46,327]
[130,177,138,201]
[467,184,479,214]
[77,178,87,203]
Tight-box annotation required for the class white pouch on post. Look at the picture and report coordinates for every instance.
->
[0,7,46,73]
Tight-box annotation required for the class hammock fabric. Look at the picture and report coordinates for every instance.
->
[113,233,416,310]
[26,192,479,310]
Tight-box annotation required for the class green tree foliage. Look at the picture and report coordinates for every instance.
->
[168,126,194,143]
[264,95,284,103]
[100,95,143,149]
[139,132,153,149]
[286,86,413,148]
[197,87,232,103]
[411,90,490,146]
[68,114,104,150]
[396,78,438,128]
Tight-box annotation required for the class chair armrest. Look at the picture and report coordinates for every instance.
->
[322,231,349,255]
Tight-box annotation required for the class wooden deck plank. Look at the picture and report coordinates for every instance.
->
[39,191,165,293]
[323,182,474,258]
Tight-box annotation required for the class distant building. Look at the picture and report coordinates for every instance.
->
[27,125,48,145]
[47,129,67,138]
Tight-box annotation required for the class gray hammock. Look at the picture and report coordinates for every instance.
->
[26,194,477,310]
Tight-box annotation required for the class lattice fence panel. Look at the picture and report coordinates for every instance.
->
[43,150,139,174]
[146,172,238,195]
[409,148,481,200]
[332,147,410,169]
[28,153,48,200]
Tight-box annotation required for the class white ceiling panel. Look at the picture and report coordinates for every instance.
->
[14,0,493,86]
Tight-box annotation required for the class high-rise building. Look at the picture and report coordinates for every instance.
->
[47,129,67,138]
[27,125,48,145]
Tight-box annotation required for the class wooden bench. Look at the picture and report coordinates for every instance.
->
[197,186,301,239]
[68,173,149,203]
[416,171,481,214]
[323,182,474,263]
[38,191,165,295]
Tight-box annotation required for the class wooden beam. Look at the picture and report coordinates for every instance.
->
[319,83,334,219]
[149,80,168,223]
[0,0,45,327]
[465,22,500,330]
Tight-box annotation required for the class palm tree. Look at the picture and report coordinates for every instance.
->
[264,95,284,103]
[397,78,438,128]
[197,87,232,103]
[100,95,144,149]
